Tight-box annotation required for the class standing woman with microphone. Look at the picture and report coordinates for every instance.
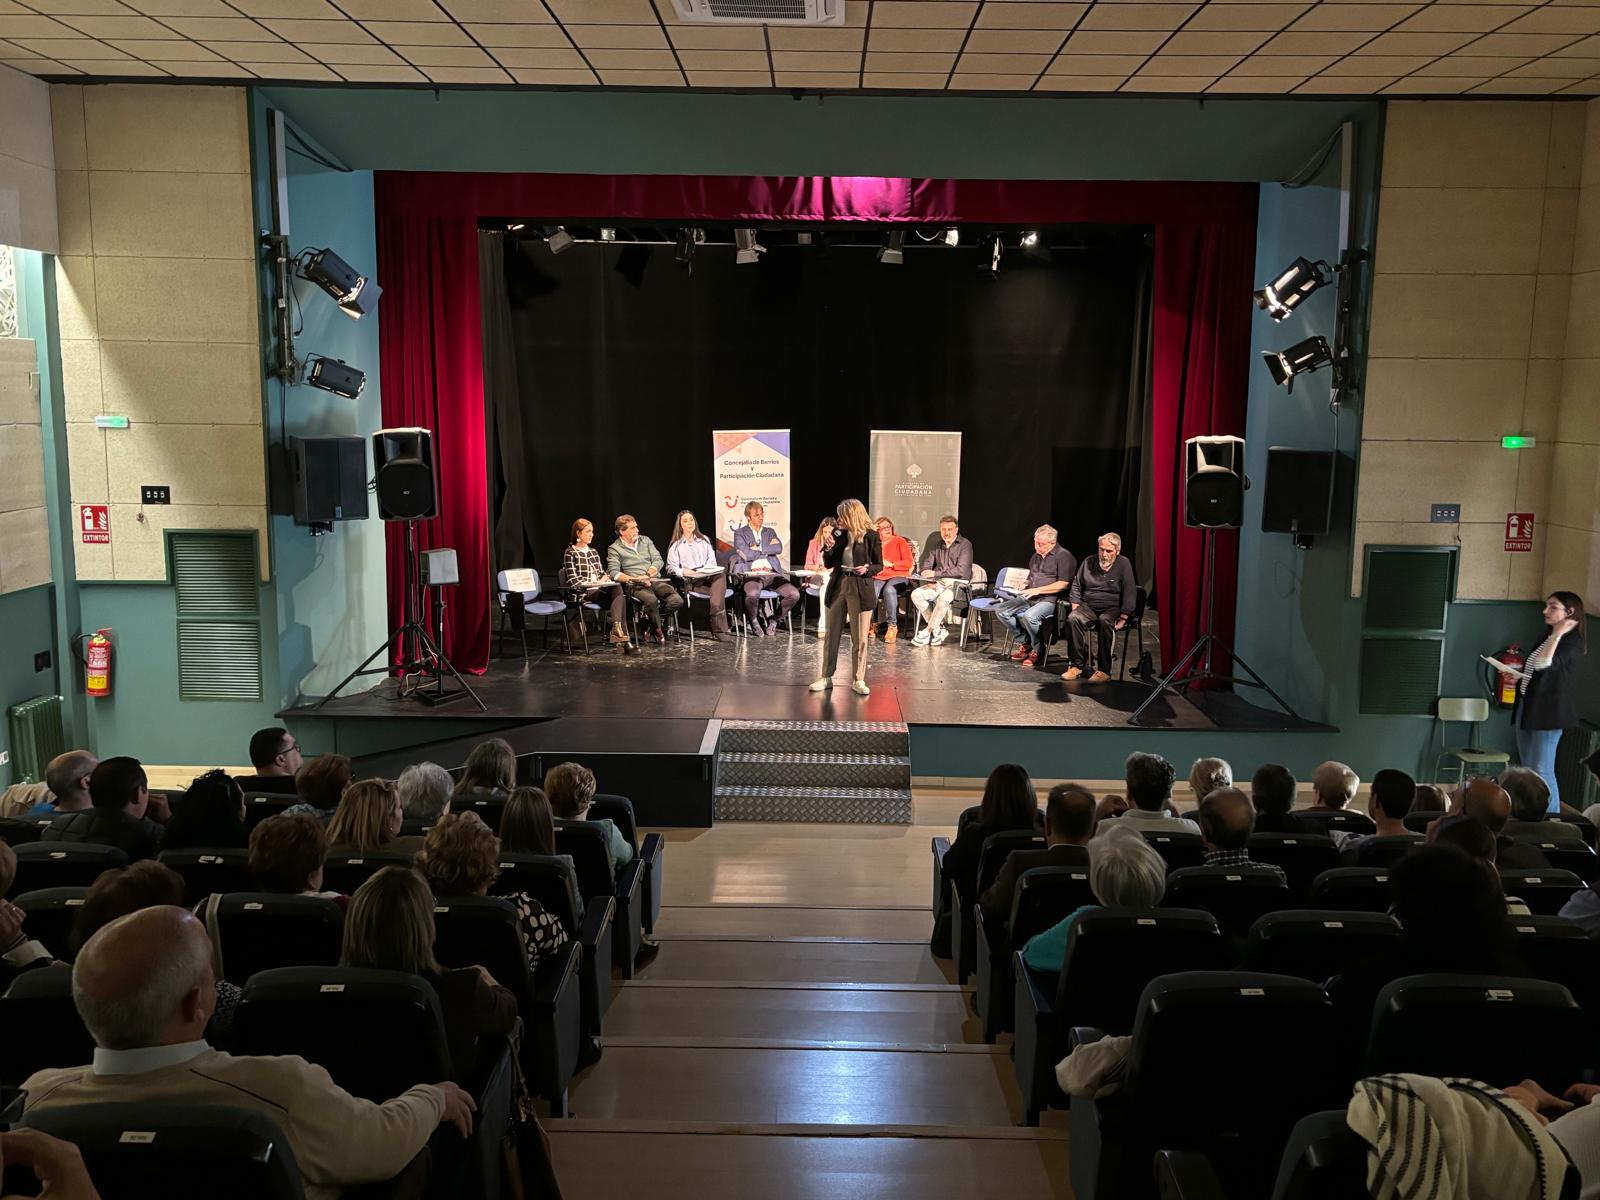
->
[1500,591,1587,813]
[811,499,882,696]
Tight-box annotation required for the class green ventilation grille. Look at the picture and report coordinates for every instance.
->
[171,533,262,702]
[1364,548,1453,632]
[174,534,259,617]
[1359,637,1445,716]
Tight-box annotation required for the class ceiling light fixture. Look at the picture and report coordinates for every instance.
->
[1262,335,1332,393]
[1254,256,1333,322]
[296,247,380,320]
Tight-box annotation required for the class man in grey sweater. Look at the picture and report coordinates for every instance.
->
[1062,532,1138,682]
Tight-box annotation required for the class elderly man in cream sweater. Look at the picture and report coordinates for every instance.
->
[23,905,476,1200]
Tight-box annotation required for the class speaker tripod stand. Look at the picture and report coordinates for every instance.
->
[315,519,486,711]
[1127,527,1303,728]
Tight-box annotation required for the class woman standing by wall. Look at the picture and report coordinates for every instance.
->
[811,499,882,696]
[1496,591,1588,812]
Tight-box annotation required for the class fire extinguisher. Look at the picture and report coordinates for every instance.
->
[85,629,112,698]
[1488,644,1522,708]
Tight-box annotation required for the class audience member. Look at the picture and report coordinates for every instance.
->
[1462,777,1550,870]
[1249,763,1302,834]
[160,770,249,853]
[935,764,1040,952]
[1097,752,1198,835]
[397,762,453,827]
[979,784,1096,922]
[70,861,239,1039]
[498,786,557,856]
[417,811,570,969]
[23,906,474,1200]
[234,728,303,796]
[1187,757,1232,807]
[1305,760,1362,846]
[285,753,351,824]
[545,761,633,871]
[0,1128,101,1200]
[25,750,98,818]
[1196,787,1286,882]
[0,842,51,983]
[42,756,163,861]
[1412,783,1448,815]
[1559,875,1600,935]
[1426,814,1526,919]
[452,738,516,804]
[1021,822,1166,977]
[1501,1079,1600,1194]
[341,866,517,1083]
[327,779,408,856]
[1341,768,1416,864]
[246,813,344,907]
[1502,766,1585,844]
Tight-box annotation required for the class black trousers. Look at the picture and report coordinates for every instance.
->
[626,580,684,627]
[1068,604,1118,672]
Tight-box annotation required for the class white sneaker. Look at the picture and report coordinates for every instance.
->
[930,628,949,646]
[911,629,932,646]
[809,677,833,692]
[852,679,870,695]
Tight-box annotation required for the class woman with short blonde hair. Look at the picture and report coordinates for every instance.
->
[326,778,403,853]
[1188,757,1233,804]
[812,498,883,696]
[544,762,633,871]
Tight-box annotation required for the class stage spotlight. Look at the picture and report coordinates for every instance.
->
[600,227,617,242]
[1254,256,1332,321]
[942,228,959,247]
[297,248,378,320]
[735,227,765,264]
[979,234,1002,275]
[506,222,526,232]
[878,230,905,265]
[1020,231,1039,247]
[1263,335,1333,392]
[545,226,575,255]
[675,227,702,266]
[305,355,366,399]
[797,232,814,245]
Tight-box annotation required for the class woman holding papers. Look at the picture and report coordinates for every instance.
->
[732,501,800,636]
[666,510,734,643]
[563,517,631,647]
[812,498,883,696]
[1491,591,1588,812]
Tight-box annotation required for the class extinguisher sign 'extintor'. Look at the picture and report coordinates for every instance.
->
[86,629,112,698]
[1506,513,1534,552]
[79,504,109,544]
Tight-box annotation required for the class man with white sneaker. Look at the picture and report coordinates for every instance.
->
[910,516,973,647]
[1062,532,1137,683]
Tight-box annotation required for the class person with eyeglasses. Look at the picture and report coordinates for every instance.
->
[236,727,303,796]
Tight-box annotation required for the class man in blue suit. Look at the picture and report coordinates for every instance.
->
[731,501,800,636]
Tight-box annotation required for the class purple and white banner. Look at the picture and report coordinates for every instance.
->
[712,429,791,553]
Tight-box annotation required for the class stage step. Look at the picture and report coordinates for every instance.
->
[718,751,912,790]
[717,720,909,757]
[713,785,914,824]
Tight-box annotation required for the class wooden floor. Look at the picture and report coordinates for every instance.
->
[546,790,1072,1199]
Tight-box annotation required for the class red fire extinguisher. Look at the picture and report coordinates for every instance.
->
[1491,644,1522,708]
[85,629,112,698]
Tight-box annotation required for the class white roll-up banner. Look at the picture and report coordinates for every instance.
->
[869,430,963,556]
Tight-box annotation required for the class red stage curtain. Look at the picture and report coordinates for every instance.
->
[374,172,1256,677]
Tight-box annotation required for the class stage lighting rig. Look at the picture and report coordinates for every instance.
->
[600,227,617,242]
[1262,335,1332,393]
[1254,256,1333,322]
[544,226,575,255]
[943,228,959,247]
[675,227,704,266]
[878,230,905,265]
[735,227,765,264]
[305,355,366,399]
[296,247,380,320]
[1020,231,1039,247]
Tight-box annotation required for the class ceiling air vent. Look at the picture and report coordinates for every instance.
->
[672,0,844,25]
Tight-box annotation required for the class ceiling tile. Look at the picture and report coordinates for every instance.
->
[108,35,218,56]
[1384,74,1482,89]
[767,25,863,49]
[440,0,552,18]
[684,68,771,84]
[585,46,680,67]
[1139,51,1242,70]
[1461,31,1585,53]
[668,25,764,48]
[1509,53,1600,73]
[492,45,587,68]
[1553,35,1600,55]
[872,2,980,28]
[61,58,168,72]
[1208,72,1305,87]
[160,16,276,38]
[1078,4,1199,30]
[205,38,306,59]
[1032,73,1123,88]
[1229,51,1336,70]
[771,48,862,68]
[1322,51,1431,71]
[152,58,250,74]
[975,2,1087,27]
[303,41,400,63]
[1062,29,1166,49]
[401,43,495,65]
[772,69,860,85]
[58,13,177,36]
[363,20,470,45]
[1120,73,1214,88]
[336,61,427,80]
[1559,79,1600,95]
[1394,5,1532,31]
[336,0,442,17]
[955,49,1051,69]
[238,59,338,77]
[673,47,769,68]
[1290,4,1421,30]
[867,26,966,49]
[1185,3,1307,29]
[423,64,516,82]
[470,23,571,47]
[862,70,950,85]
[963,27,1065,50]
[1047,50,1144,69]
[1257,29,1371,51]
[1359,29,1481,51]
[546,0,658,22]
[260,18,373,43]
[1412,53,1526,71]
[1295,73,1396,89]
[1472,74,1579,90]
[1500,7,1600,34]
[11,37,129,57]
[595,66,685,83]
[864,49,957,69]
[566,22,666,47]
[222,0,343,15]
[1161,29,1269,51]
[0,16,76,36]
[21,0,132,13]
[948,70,1035,85]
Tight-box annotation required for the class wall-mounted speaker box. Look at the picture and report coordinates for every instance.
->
[288,435,369,525]
[1262,447,1352,536]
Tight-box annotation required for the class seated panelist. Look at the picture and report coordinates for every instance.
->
[732,501,799,636]
[606,513,684,646]
[563,516,630,646]
[665,509,734,643]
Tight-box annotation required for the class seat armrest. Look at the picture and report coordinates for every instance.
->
[932,836,951,865]
[1154,1151,1228,1200]
[641,832,664,870]
[580,896,615,949]
[932,837,952,913]
[344,1148,431,1200]
[529,942,582,1012]
[464,1034,516,1110]
[1068,1025,1108,1050]
[616,858,645,907]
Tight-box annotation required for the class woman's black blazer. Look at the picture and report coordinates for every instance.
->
[1516,631,1586,732]
[822,528,883,607]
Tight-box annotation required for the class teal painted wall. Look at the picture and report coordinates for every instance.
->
[0,586,58,786]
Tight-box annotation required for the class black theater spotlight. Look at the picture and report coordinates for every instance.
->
[675,227,703,266]
[878,230,905,265]
[545,226,575,255]
[296,247,380,319]
[1262,335,1332,393]
[734,227,765,264]
[1254,256,1333,322]
[305,355,366,399]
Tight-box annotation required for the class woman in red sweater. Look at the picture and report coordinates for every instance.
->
[871,516,915,642]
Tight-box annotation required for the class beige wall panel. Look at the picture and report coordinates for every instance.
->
[1572,191,1600,276]
[1542,188,1579,274]
[55,168,92,257]
[1361,357,1526,441]
[98,341,260,427]
[1356,439,1518,525]
[108,502,268,581]
[92,258,257,344]
[1565,269,1600,358]
[1456,521,1513,601]
[54,256,97,344]
[0,339,40,427]
[1513,442,1554,520]
[1521,358,1563,439]
[82,85,248,175]
[104,423,265,507]
[1374,187,1544,276]
[0,507,51,595]
[1532,274,1572,360]
[49,84,86,172]
[72,528,114,582]
[1367,273,1536,360]
[1383,101,1552,189]
[0,424,47,515]
[1508,534,1548,600]
[1556,354,1600,444]
[0,152,60,255]
[1542,523,1600,598]
[1547,441,1600,530]
[0,65,55,169]
[1550,100,1587,189]
[58,339,102,424]
[65,423,107,504]
[87,171,254,261]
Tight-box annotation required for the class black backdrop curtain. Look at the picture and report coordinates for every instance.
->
[484,230,1152,583]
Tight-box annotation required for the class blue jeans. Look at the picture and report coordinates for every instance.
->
[873,577,907,626]
[1516,724,1563,812]
[995,596,1056,647]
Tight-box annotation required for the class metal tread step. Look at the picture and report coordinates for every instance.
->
[718,752,911,766]
[719,720,909,733]
[714,784,913,799]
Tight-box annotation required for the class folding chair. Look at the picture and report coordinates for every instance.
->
[497,568,574,658]
[9,843,127,897]
[11,886,88,961]
[210,893,344,986]
[1241,909,1402,983]
[159,848,253,906]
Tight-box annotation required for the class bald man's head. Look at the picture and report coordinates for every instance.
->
[1198,787,1256,851]
[72,905,213,1050]
[1462,779,1512,835]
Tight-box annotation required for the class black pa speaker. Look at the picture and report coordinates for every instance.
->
[372,427,437,521]
[1262,447,1346,536]
[288,435,369,526]
[1184,435,1247,529]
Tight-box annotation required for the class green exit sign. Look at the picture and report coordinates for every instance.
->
[1502,435,1536,449]
[93,414,130,430]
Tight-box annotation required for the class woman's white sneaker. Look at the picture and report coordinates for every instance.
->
[809,677,833,692]
[852,679,871,695]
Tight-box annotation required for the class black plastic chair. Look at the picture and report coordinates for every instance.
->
[1402,811,1443,835]
[431,894,582,1116]
[1245,833,1340,903]
[320,851,415,896]
[1070,971,1344,1200]
[592,794,664,935]
[0,964,93,1086]
[210,893,344,987]
[1137,828,1206,873]
[1115,586,1148,680]
[454,788,507,833]
[8,842,127,897]
[973,865,1095,1043]
[1517,841,1600,882]
[1499,868,1584,916]
[242,793,298,829]
[398,818,437,839]
[1241,909,1402,984]
[1164,866,1291,938]
[1012,907,1229,1126]
[1508,914,1600,1013]
[1348,833,1424,869]
[0,816,47,845]
[12,886,88,960]
[1294,809,1376,838]
[555,820,646,977]
[1155,1109,1368,1200]
[159,847,253,906]
[950,830,1045,983]
[1307,867,1393,913]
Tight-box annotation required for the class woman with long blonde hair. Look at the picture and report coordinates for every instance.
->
[665,509,733,642]
[326,778,403,854]
[812,498,882,695]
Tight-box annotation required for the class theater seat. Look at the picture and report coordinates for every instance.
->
[555,821,645,978]
[1137,829,1205,873]
[1348,833,1424,869]
[1518,841,1600,882]
[8,843,127,897]
[1308,867,1393,913]
[210,894,343,987]
[431,894,582,1116]
[592,794,664,935]
[320,851,414,896]
[1241,910,1402,984]
[1507,915,1600,1014]
[1245,833,1340,902]
[242,793,297,829]
[0,964,93,1086]
[1499,868,1584,916]
[454,788,507,833]
[1070,972,1343,1200]
[973,865,1095,1043]
[159,848,253,906]
[1155,1110,1367,1200]
[0,816,47,846]
[1294,810,1376,838]
[1012,908,1228,1126]
[12,886,88,961]
[1164,866,1291,938]
[950,830,1044,984]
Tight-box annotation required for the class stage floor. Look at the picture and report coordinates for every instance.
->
[286,624,1331,735]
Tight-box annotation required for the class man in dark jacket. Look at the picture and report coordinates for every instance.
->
[979,783,1095,922]
[1062,532,1138,682]
[1460,777,1549,871]
[42,756,164,862]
